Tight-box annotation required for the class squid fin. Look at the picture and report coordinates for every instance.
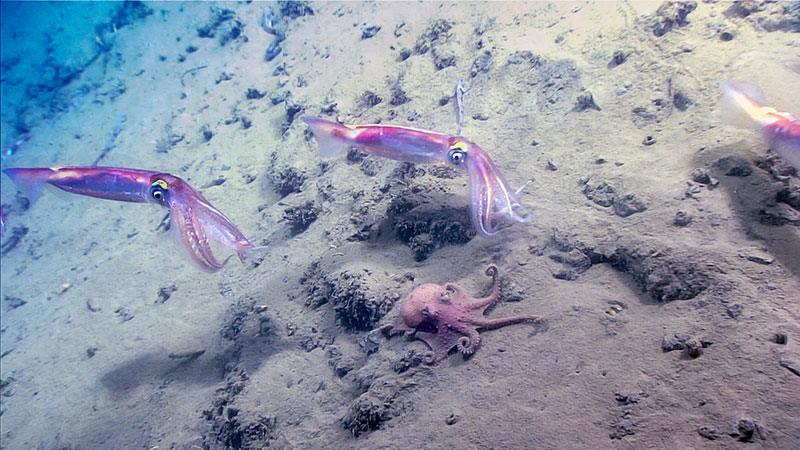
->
[720,80,766,130]
[2,168,54,204]
[768,135,800,170]
[302,117,353,158]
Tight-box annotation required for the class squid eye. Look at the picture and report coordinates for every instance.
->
[448,149,466,165]
[149,180,169,204]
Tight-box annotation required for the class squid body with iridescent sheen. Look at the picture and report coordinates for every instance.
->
[1,166,260,272]
[302,117,531,236]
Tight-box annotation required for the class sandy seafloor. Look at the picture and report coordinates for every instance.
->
[0,1,799,448]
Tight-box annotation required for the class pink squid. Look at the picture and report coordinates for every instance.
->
[2,166,261,271]
[303,117,532,236]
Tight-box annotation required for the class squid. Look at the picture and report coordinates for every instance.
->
[302,117,532,236]
[1,166,261,272]
[720,80,800,169]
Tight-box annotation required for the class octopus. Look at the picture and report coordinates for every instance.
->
[383,265,542,363]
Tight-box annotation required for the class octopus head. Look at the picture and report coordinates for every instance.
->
[400,283,448,329]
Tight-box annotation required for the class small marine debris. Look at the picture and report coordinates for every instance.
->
[614,392,642,405]
[200,124,214,142]
[673,210,692,227]
[579,177,648,217]
[86,299,101,312]
[246,88,266,100]
[197,7,246,46]
[613,193,648,217]
[607,50,628,68]
[397,47,412,62]
[168,349,205,360]
[4,295,26,310]
[360,330,381,355]
[269,90,290,105]
[454,79,467,135]
[470,50,492,77]
[261,3,313,62]
[719,30,735,42]
[779,358,800,377]
[0,225,28,256]
[283,100,304,132]
[573,93,601,112]
[156,284,178,304]
[698,426,720,440]
[155,127,185,154]
[549,249,592,281]
[389,86,408,106]
[647,1,697,37]
[180,65,208,87]
[361,25,381,40]
[414,19,457,70]
[737,249,774,265]
[392,349,425,373]
[261,6,286,61]
[394,21,407,37]
[327,346,356,377]
[605,300,627,316]
[115,306,135,323]
[200,176,226,189]
[690,168,718,189]
[609,422,635,440]
[673,90,692,111]
[216,72,233,84]
[663,333,713,359]
[359,90,383,108]
[92,114,127,165]
[2,133,31,159]
[730,418,764,442]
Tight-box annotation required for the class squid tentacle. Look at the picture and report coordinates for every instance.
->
[170,199,230,272]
